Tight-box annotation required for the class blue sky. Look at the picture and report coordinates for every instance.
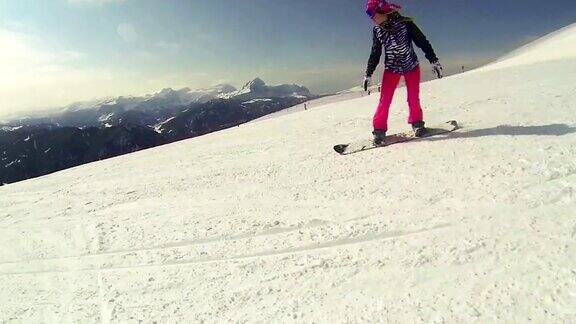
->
[0,0,575,117]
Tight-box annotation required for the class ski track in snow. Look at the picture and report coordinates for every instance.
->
[1,24,576,323]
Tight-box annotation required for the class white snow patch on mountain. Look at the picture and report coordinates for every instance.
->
[242,98,273,104]
[4,159,20,168]
[98,113,115,122]
[153,116,176,133]
[0,125,23,132]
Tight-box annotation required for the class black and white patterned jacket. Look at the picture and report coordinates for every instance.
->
[366,16,438,76]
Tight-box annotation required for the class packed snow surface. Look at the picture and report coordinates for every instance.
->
[1,24,576,322]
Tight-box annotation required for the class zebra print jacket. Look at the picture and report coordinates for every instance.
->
[366,16,438,76]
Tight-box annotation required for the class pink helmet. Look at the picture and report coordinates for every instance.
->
[366,0,402,18]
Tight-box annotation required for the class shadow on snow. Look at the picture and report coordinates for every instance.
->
[431,123,576,141]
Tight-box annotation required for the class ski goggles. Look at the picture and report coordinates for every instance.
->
[366,3,402,18]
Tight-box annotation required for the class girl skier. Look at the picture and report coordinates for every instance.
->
[363,0,443,145]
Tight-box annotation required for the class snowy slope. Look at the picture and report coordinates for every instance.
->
[248,91,369,123]
[481,22,576,71]
[1,24,576,323]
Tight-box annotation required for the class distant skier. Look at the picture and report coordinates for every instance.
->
[363,0,442,145]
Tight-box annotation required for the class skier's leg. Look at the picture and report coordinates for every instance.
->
[373,70,401,131]
[405,66,424,124]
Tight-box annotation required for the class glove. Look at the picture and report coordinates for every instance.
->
[432,61,443,79]
[363,76,372,91]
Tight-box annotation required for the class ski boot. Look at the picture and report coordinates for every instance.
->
[372,129,387,146]
[412,121,427,137]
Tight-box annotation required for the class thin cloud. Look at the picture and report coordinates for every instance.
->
[117,23,139,43]
[156,41,182,55]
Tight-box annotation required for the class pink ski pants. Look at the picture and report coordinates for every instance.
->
[373,66,424,131]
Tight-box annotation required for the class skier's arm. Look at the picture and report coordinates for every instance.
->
[365,28,382,77]
[406,21,438,63]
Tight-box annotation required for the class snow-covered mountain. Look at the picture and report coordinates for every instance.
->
[3,85,236,129]
[59,84,238,114]
[5,79,313,132]
[53,84,240,128]
[1,23,576,322]
[225,77,312,100]
[0,79,316,185]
